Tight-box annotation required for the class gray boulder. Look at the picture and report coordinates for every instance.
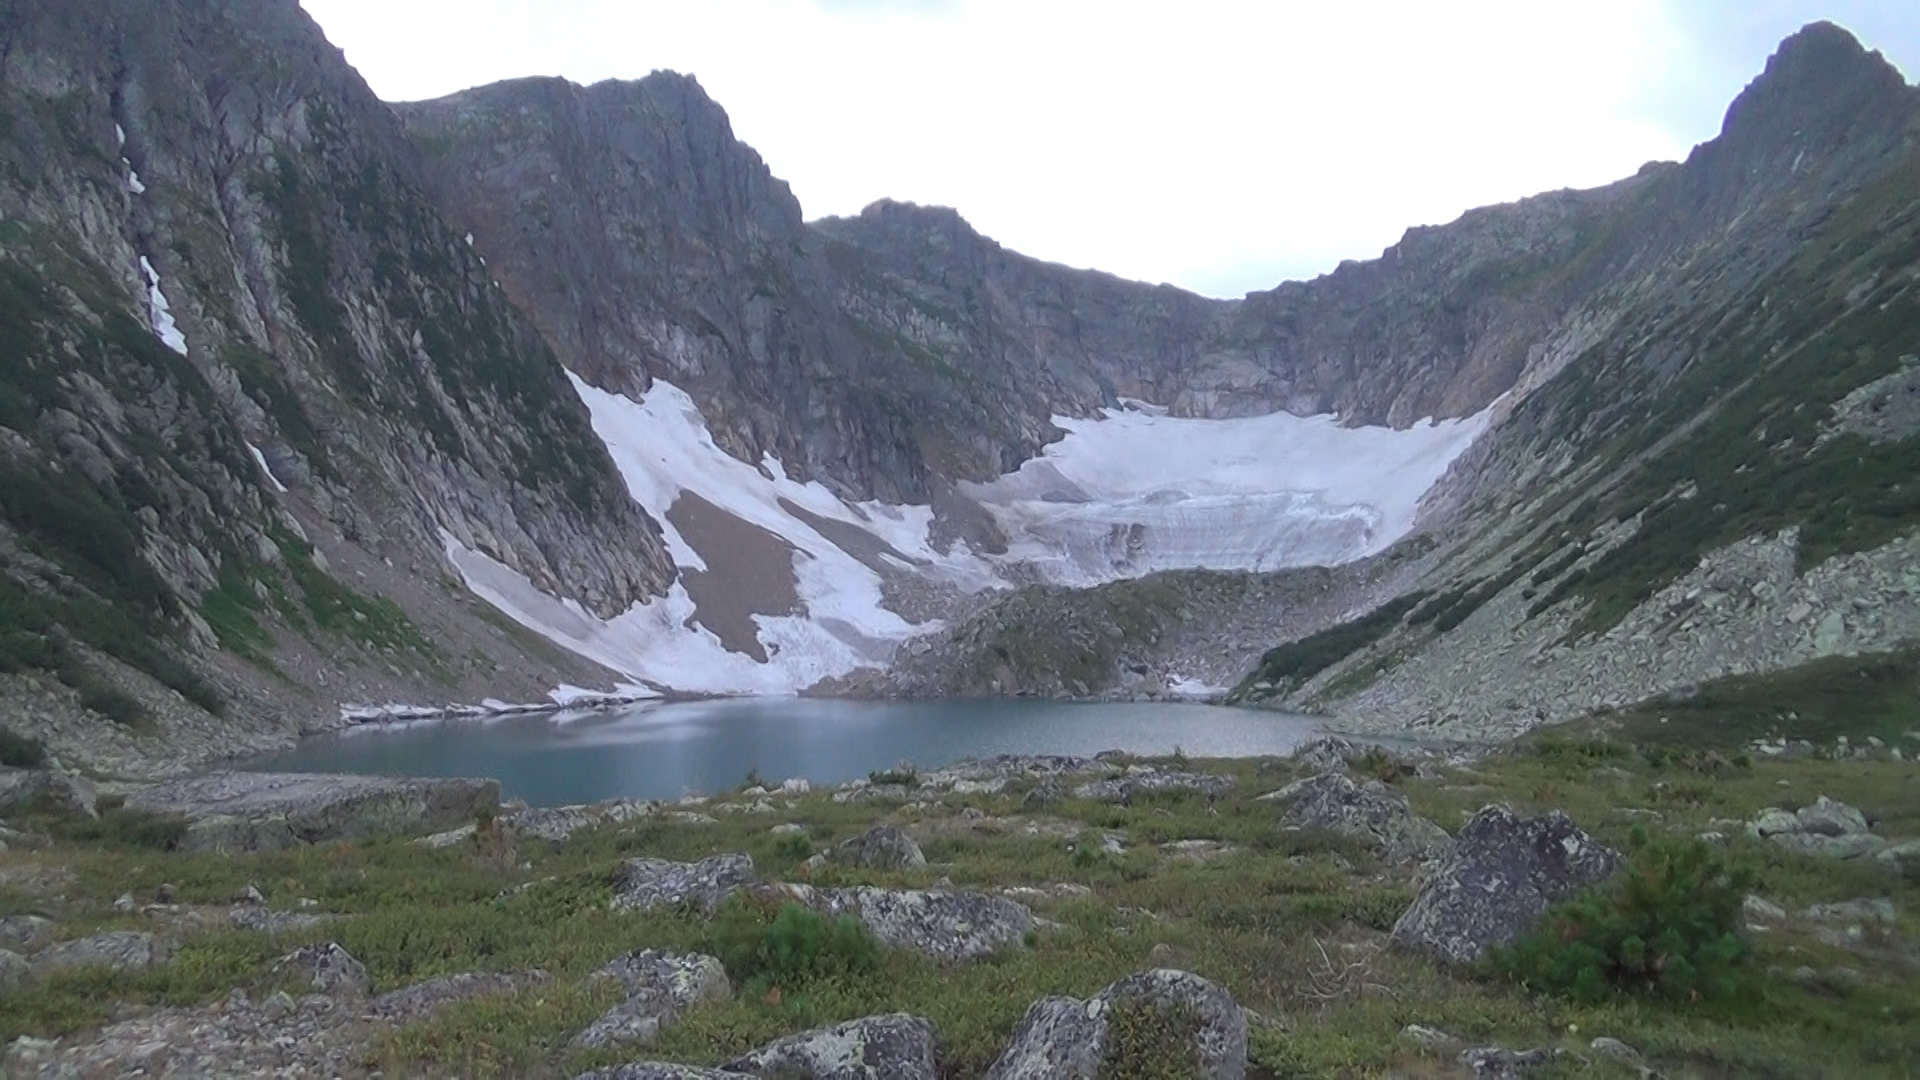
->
[610,854,759,914]
[779,884,1033,962]
[0,768,98,818]
[29,932,171,979]
[123,772,499,852]
[573,949,731,1049]
[1459,1046,1562,1078]
[575,1067,734,1080]
[722,1013,938,1079]
[0,948,26,993]
[1073,770,1234,804]
[986,968,1246,1080]
[1875,839,1920,881]
[0,914,55,952]
[1290,736,1360,775]
[1391,805,1622,967]
[369,969,549,1024]
[272,942,370,998]
[511,799,654,844]
[1276,772,1450,864]
[830,825,927,870]
[1748,797,1886,858]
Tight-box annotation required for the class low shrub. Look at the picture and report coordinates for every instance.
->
[53,808,190,851]
[1101,997,1204,1079]
[1491,830,1753,1005]
[772,832,814,861]
[0,725,46,768]
[704,896,880,994]
[867,767,917,787]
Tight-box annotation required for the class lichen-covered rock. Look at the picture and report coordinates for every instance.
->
[1459,1045,1561,1078]
[721,1012,938,1079]
[1875,839,1920,881]
[830,825,927,869]
[985,968,1247,1080]
[1276,772,1450,864]
[1290,736,1360,775]
[30,932,171,979]
[572,950,731,1049]
[123,772,500,852]
[227,905,338,934]
[779,884,1033,962]
[272,942,370,999]
[1073,770,1234,804]
[575,1065,735,1080]
[610,854,759,914]
[368,969,549,1024]
[1749,796,1887,858]
[511,799,654,843]
[1391,805,1622,967]
[0,768,97,818]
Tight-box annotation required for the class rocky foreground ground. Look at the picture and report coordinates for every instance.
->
[0,712,1916,1078]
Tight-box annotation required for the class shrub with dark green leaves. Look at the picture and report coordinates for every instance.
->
[1492,830,1753,1004]
[0,726,45,768]
[704,895,880,993]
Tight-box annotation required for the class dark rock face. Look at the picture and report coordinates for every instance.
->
[985,968,1247,1080]
[1391,805,1623,966]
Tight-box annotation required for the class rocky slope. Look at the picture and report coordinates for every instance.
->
[0,0,673,773]
[1228,24,1920,734]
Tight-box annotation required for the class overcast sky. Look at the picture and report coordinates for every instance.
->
[299,1,1916,298]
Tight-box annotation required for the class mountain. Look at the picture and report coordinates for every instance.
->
[1,5,1915,770]
[0,0,670,774]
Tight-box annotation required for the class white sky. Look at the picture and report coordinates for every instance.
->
[299,0,1917,298]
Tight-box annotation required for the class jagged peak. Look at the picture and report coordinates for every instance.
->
[1716,21,1910,145]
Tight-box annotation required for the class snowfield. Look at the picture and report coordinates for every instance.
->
[444,378,1491,696]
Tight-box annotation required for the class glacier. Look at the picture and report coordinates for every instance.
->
[444,377,1490,695]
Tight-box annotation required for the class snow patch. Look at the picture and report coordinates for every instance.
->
[245,442,288,493]
[446,377,1492,698]
[136,256,187,355]
[960,403,1491,586]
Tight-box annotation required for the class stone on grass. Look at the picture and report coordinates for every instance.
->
[272,942,369,998]
[0,768,97,818]
[369,969,549,1024]
[0,948,26,993]
[575,1066,734,1080]
[830,825,927,869]
[1459,1045,1560,1079]
[779,884,1033,963]
[610,854,758,914]
[124,772,499,853]
[572,950,731,1049]
[0,914,54,952]
[1277,772,1449,864]
[722,1012,938,1079]
[30,932,171,979]
[1390,805,1622,967]
[1073,770,1233,804]
[1748,796,1887,858]
[986,968,1246,1080]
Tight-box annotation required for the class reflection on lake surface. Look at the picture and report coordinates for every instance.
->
[246,698,1328,806]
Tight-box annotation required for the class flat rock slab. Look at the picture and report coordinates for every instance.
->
[611,854,759,914]
[723,1013,938,1079]
[29,932,171,979]
[777,884,1034,963]
[1073,770,1235,804]
[368,969,549,1025]
[124,772,499,852]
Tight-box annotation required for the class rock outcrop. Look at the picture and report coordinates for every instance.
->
[572,950,731,1050]
[777,884,1035,963]
[1391,806,1622,966]
[828,825,927,870]
[985,969,1248,1080]
[123,772,500,853]
[1273,772,1451,864]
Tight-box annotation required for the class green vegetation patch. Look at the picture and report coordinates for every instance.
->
[1230,590,1429,701]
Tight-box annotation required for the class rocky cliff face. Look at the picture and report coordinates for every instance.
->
[397,73,1649,505]
[0,0,671,771]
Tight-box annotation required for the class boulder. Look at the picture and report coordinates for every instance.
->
[1875,839,1920,881]
[572,949,731,1049]
[0,914,55,952]
[369,969,549,1024]
[1391,805,1622,967]
[1290,736,1360,775]
[985,968,1246,1079]
[1748,796,1887,858]
[830,825,927,870]
[722,1013,938,1079]
[30,931,171,979]
[779,884,1033,962]
[0,768,98,818]
[1276,772,1450,864]
[272,942,369,998]
[575,1067,734,1080]
[610,854,758,914]
[123,772,499,852]
[510,799,654,844]
[228,905,338,934]
[1073,770,1234,804]
[1459,1046,1561,1078]
[0,948,26,993]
